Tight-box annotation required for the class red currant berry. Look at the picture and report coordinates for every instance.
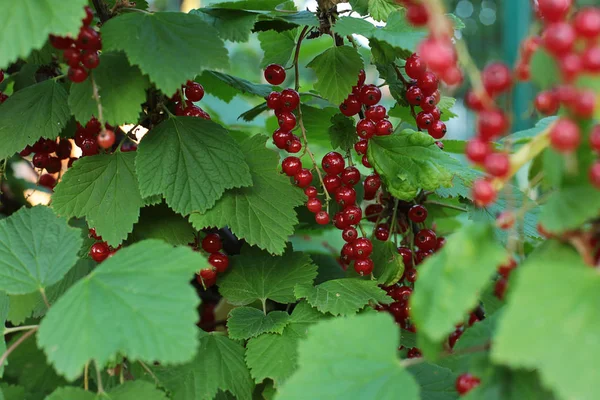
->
[98,129,115,149]
[353,237,373,259]
[389,285,412,302]
[407,347,422,358]
[80,137,99,156]
[280,89,300,111]
[359,85,382,106]
[335,186,357,207]
[342,227,358,242]
[375,119,393,136]
[354,258,374,275]
[304,186,318,198]
[406,3,429,25]
[356,119,376,139]
[357,69,366,86]
[589,162,600,188]
[414,229,437,251]
[185,81,205,102]
[466,139,492,165]
[202,233,222,253]
[477,109,509,140]
[264,64,286,85]
[570,89,596,118]
[582,45,600,73]
[39,174,56,190]
[549,118,580,153]
[341,166,361,186]
[406,86,423,106]
[482,62,512,96]
[430,107,441,121]
[494,277,508,300]
[282,156,302,176]
[83,6,94,25]
[498,257,517,278]
[472,179,497,207]
[354,139,368,155]
[77,26,101,50]
[417,37,455,74]
[465,90,485,111]
[32,153,49,169]
[33,138,57,154]
[306,198,322,213]
[420,95,437,112]
[45,157,62,173]
[448,326,464,348]
[537,0,571,22]
[343,205,362,225]
[408,205,428,223]
[535,91,559,115]
[199,267,217,281]
[90,242,111,263]
[417,71,439,95]
[364,173,381,192]
[365,105,387,121]
[341,242,355,258]
[294,168,313,188]
[428,120,446,139]
[559,52,583,82]
[63,48,81,68]
[286,138,302,153]
[442,66,464,86]
[416,112,434,130]
[496,211,516,230]
[375,224,390,241]
[278,112,296,131]
[272,129,291,149]
[209,252,229,273]
[315,211,330,225]
[19,145,33,157]
[49,35,74,50]
[68,66,88,83]
[322,152,345,175]
[574,8,600,39]
[543,22,576,55]
[323,174,342,194]
[340,94,362,116]
[405,54,427,80]
[266,92,281,109]
[397,247,413,268]
[484,152,510,178]
[335,213,351,230]
[82,51,100,69]
[590,125,600,152]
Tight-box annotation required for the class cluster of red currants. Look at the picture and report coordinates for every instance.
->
[88,228,119,263]
[173,80,210,119]
[73,118,117,157]
[49,6,102,83]
[194,233,230,288]
[0,70,7,104]
[19,137,73,191]
[455,373,481,396]
[404,53,448,139]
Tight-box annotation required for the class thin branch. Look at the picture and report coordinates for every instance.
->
[39,288,50,309]
[0,327,38,369]
[139,361,160,385]
[90,75,106,135]
[91,0,111,23]
[95,361,105,394]
[424,200,468,212]
[4,325,38,335]
[401,342,490,368]
[84,362,90,391]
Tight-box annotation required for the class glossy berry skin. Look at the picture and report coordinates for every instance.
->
[406,86,423,106]
[202,233,222,253]
[280,89,300,111]
[354,139,368,155]
[365,204,384,222]
[82,51,100,69]
[272,129,291,149]
[340,94,361,116]
[335,186,357,207]
[266,92,281,109]
[278,112,296,131]
[185,81,205,102]
[589,162,600,188]
[417,72,439,95]
[466,139,492,165]
[353,238,373,259]
[322,152,345,175]
[477,109,509,140]
[416,112,434,130]
[323,175,342,194]
[484,152,510,178]
[19,145,33,157]
[375,120,393,136]
[49,35,74,50]
[304,186,318,198]
[406,3,429,25]
[482,62,512,96]
[294,169,313,188]
[549,118,580,153]
[209,252,229,273]
[39,174,57,190]
[543,22,576,55]
[420,95,437,112]
[306,198,322,213]
[365,105,387,121]
[359,85,382,106]
[356,119,375,139]
[68,66,88,83]
[534,91,559,115]
[389,285,412,302]
[90,242,111,263]
[199,268,217,281]
[415,229,437,251]
[472,179,497,207]
[397,247,413,268]
[335,214,351,230]
[98,129,115,149]
[264,64,286,85]
[354,258,374,275]
[407,348,422,358]
[375,224,390,241]
[77,26,101,50]
[428,120,446,139]
[364,173,381,192]
[80,137,99,156]
[45,157,61,173]
[286,137,301,153]
[341,166,361,186]
[342,227,358,242]
[408,205,428,223]
[537,0,571,22]
[418,37,456,74]
[63,48,81,67]
[315,211,330,225]
[34,138,57,154]
[32,153,49,169]
[405,54,427,79]
[282,156,302,176]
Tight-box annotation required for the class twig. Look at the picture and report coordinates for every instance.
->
[84,362,90,390]
[39,288,50,309]
[91,0,111,23]
[0,327,38,369]
[400,342,491,368]
[90,75,106,135]
[423,200,468,212]
[138,361,160,385]
[95,361,105,394]
[4,325,38,335]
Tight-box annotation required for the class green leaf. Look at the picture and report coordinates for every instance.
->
[462,368,557,400]
[371,240,405,286]
[0,206,81,295]
[437,96,458,121]
[7,293,38,324]
[411,223,507,357]
[328,114,356,152]
[102,12,228,95]
[37,240,205,380]
[349,0,369,15]
[367,131,463,201]
[245,302,324,386]
[0,80,70,159]
[306,46,364,105]
[189,135,304,255]
[136,117,252,215]
[501,117,556,145]
[130,203,195,246]
[530,48,559,90]
[0,385,25,400]
[191,8,259,42]
[333,17,376,37]
[302,105,339,148]
[372,11,427,54]
[492,241,600,400]
[368,0,401,22]
[0,0,87,68]
[227,307,290,340]
[408,363,458,400]
[294,278,392,316]
[218,247,317,306]
[276,313,420,400]
[201,70,273,98]
[68,52,149,126]
[258,29,297,67]
[47,382,168,400]
[539,184,600,234]
[154,331,254,400]
[46,387,95,400]
[52,152,143,247]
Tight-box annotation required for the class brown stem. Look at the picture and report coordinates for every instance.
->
[0,327,38,369]
[91,0,111,23]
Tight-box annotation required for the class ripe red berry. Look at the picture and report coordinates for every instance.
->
[570,90,596,118]
[315,211,330,225]
[90,242,111,263]
[55,140,72,159]
[498,257,517,278]
[335,213,351,230]
[63,48,81,68]
[80,137,99,156]
[39,174,57,190]
[589,162,600,188]
[397,247,413,268]
[428,120,446,139]
[272,129,291,149]
[340,94,362,116]
[365,204,384,222]
[472,179,497,207]
[342,227,358,242]
[341,166,361,186]
[375,120,393,136]
[516,62,530,81]
[537,0,572,22]
[68,66,88,83]
[83,6,94,26]
[543,22,576,55]
[416,112,434,130]
[77,26,101,50]
[406,86,423,106]
[417,37,455,74]
[45,157,62,173]
[590,125,600,152]
[494,277,508,300]
[414,229,437,251]
[185,81,205,102]
[482,62,512,96]
[33,138,57,154]
[582,45,600,73]
[357,69,366,86]
[405,54,426,80]
[49,35,74,50]
[322,175,341,195]
[304,186,318,198]
[477,109,509,140]
[199,268,217,281]
[573,8,600,39]
[359,85,382,106]
[97,129,115,149]
[277,112,296,131]
[209,252,229,273]
[407,347,422,358]
[408,205,428,223]
[549,118,580,153]
[294,168,313,188]
[559,52,583,82]
[354,258,374,275]
[406,3,429,26]
[465,90,485,111]
[430,107,441,121]
[417,71,439,95]
[354,139,368,155]
[19,145,33,157]
[264,64,286,85]
[280,89,300,111]
[375,224,390,241]
[365,105,387,121]
[534,91,559,115]
[484,152,510,178]
[82,51,100,69]
[442,66,464,86]
[322,152,345,175]
[420,95,437,112]
[286,137,301,153]
[364,173,381,192]
[32,153,49,169]
[202,233,222,253]
[306,198,322,213]
[335,186,357,207]
[353,237,373,259]
[356,119,376,139]
[266,92,281,109]
[282,156,302,176]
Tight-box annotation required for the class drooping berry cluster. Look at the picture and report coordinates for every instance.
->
[88,228,119,263]
[455,373,481,395]
[49,6,102,83]
[173,80,210,119]
[0,70,8,104]
[195,233,229,288]
[19,137,72,189]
